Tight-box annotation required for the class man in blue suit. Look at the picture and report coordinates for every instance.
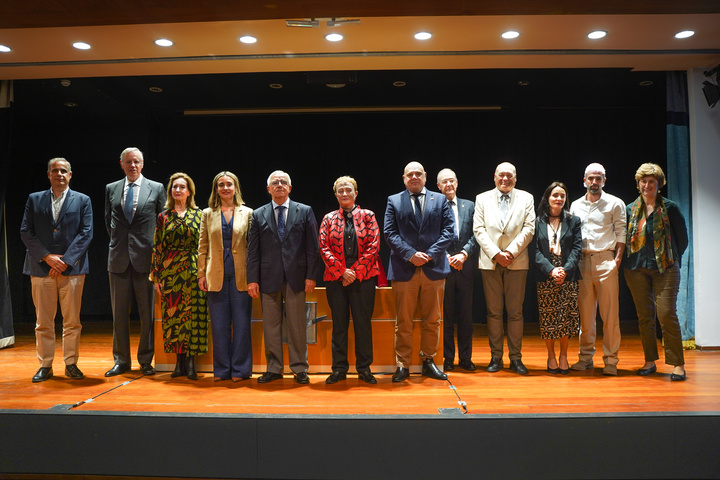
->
[437,168,479,372]
[247,170,320,384]
[104,147,166,377]
[21,158,93,382]
[384,161,455,382]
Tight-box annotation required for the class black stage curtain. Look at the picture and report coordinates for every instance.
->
[5,107,665,323]
[0,106,15,347]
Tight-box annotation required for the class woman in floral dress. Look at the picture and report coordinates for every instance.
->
[151,172,207,380]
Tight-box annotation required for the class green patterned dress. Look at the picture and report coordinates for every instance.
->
[151,208,208,356]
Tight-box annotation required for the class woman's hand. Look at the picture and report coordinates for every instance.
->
[551,267,566,285]
[341,268,357,286]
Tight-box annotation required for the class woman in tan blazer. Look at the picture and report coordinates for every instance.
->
[198,172,253,382]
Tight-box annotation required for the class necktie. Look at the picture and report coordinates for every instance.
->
[124,182,135,222]
[449,200,458,237]
[277,205,286,240]
[500,194,510,221]
[412,194,423,226]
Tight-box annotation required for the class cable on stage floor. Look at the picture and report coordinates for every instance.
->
[440,376,468,414]
[68,373,148,409]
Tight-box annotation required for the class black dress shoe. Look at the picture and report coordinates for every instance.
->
[140,363,156,375]
[392,367,410,382]
[671,371,687,382]
[257,372,283,383]
[295,372,310,384]
[325,371,347,384]
[65,364,84,379]
[357,370,377,384]
[637,365,657,376]
[510,359,529,375]
[32,367,53,383]
[421,358,448,380]
[443,359,455,371]
[486,357,503,373]
[105,364,130,377]
[459,359,476,371]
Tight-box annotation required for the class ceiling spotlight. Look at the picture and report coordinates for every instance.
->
[64,102,78,107]
[60,79,71,87]
[72,42,91,50]
[518,80,530,86]
[325,33,344,42]
[502,31,520,39]
[393,81,407,87]
[239,35,257,44]
[414,32,432,40]
[286,19,319,28]
[269,83,283,89]
[0,45,10,53]
[587,30,607,39]
[155,38,173,47]
[327,18,361,28]
[675,30,695,39]
[639,80,654,87]
[149,87,163,93]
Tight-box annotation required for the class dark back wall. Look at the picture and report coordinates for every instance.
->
[5,107,665,323]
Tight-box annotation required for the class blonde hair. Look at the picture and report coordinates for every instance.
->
[207,171,244,209]
[332,175,358,193]
[165,172,197,210]
[634,163,666,191]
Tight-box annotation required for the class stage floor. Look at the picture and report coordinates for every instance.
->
[2,322,719,416]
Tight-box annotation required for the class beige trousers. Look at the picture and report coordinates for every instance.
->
[31,275,85,367]
[392,269,444,368]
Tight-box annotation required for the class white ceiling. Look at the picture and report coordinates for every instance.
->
[1,13,720,80]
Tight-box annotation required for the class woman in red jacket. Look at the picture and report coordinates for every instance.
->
[319,176,381,384]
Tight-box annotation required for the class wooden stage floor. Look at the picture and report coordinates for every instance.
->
[2,322,719,416]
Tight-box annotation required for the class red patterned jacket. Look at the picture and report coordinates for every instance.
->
[319,206,380,282]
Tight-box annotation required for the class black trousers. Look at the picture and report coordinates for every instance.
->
[326,277,376,372]
[443,268,474,361]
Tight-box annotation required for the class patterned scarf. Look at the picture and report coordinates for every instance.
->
[627,195,674,272]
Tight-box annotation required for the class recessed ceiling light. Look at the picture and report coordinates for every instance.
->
[518,80,530,86]
[0,45,11,53]
[73,42,91,50]
[149,87,163,93]
[239,35,257,44]
[393,81,407,87]
[64,102,78,107]
[639,80,654,87]
[155,39,173,47]
[587,30,607,40]
[675,30,695,39]
[325,33,343,42]
[414,32,432,40]
[502,31,520,39]
[269,83,283,89]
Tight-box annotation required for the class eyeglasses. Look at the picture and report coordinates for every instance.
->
[439,178,457,184]
[270,179,289,186]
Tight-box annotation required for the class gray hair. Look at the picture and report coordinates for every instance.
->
[437,168,456,184]
[47,157,71,172]
[266,170,292,186]
[120,147,144,163]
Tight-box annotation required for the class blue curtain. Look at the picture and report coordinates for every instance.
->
[666,71,695,346]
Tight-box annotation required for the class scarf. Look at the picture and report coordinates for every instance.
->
[626,195,674,272]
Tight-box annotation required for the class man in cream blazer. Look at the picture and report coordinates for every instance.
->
[473,162,535,375]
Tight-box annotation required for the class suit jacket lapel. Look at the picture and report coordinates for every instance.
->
[135,180,152,216]
[231,207,243,247]
[265,203,279,239]
[114,180,130,227]
[284,201,298,240]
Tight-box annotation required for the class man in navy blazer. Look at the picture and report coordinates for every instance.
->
[104,147,166,377]
[247,170,320,384]
[437,168,479,372]
[21,158,93,382]
[384,161,455,382]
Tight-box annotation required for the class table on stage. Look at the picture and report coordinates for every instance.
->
[153,286,444,374]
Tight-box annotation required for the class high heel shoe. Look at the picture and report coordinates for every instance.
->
[558,356,570,375]
[546,359,559,375]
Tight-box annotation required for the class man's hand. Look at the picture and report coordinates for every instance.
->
[248,282,260,298]
[448,252,467,270]
[409,252,431,266]
[48,267,63,279]
[43,254,67,273]
[305,279,316,293]
[198,276,208,292]
[154,282,163,297]
[493,251,514,267]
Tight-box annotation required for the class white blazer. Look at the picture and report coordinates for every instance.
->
[473,188,535,270]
